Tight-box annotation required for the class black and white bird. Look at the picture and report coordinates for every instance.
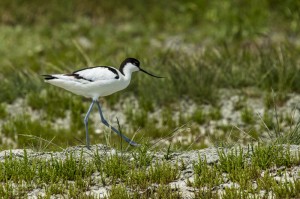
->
[43,58,163,149]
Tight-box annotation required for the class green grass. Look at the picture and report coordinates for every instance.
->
[0,103,7,119]
[1,114,74,150]
[0,0,300,105]
[0,0,299,149]
[0,147,181,198]
[241,107,255,125]
[192,144,300,198]
[0,144,299,198]
[0,1,300,197]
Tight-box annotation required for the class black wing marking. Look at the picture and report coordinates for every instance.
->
[72,66,120,80]
[105,66,120,79]
[65,73,94,82]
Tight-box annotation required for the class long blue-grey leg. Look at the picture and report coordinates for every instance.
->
[95,101,139,147]
[84,100,96,149]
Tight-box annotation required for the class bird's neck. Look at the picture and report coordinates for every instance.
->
[120,65,135,81]
[121,69,133,81]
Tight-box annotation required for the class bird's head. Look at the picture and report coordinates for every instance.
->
[120,58,164,78]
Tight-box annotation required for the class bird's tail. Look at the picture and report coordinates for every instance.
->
[42,75,57,80]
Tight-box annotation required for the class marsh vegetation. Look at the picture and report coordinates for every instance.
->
[0,0,300,198]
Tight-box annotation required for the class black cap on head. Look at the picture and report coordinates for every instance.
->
[121,58,140,68]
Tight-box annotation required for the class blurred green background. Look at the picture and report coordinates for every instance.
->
[0,0,299,150]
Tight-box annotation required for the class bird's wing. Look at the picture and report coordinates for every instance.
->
[71,66,120,81]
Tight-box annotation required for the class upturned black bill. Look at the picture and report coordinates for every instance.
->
[140,68,164,78]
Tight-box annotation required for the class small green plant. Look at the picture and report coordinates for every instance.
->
[161,108,177,128]
[261,111,276,131]
[126,160,179,190]
[222,187,251,199]
[102,154,131,182]
[241,107,255,124]
[192,109,206,124]
[256,170,275,192]
[278,119,300,145]
[131,143,153,168]
[273,179,300,198]
[194,187,219,199]
[147,160,180,184]
[209,107,222,120]
[155,185,182,199]
[0,103,7,119]
[218,147,246,173]
[0,182,14,198]
[164,144,172,160]
[193,156,223,188]
[107,185,131,199]
[130,109,148,128]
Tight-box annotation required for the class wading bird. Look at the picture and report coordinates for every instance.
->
[43,58,163,149]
